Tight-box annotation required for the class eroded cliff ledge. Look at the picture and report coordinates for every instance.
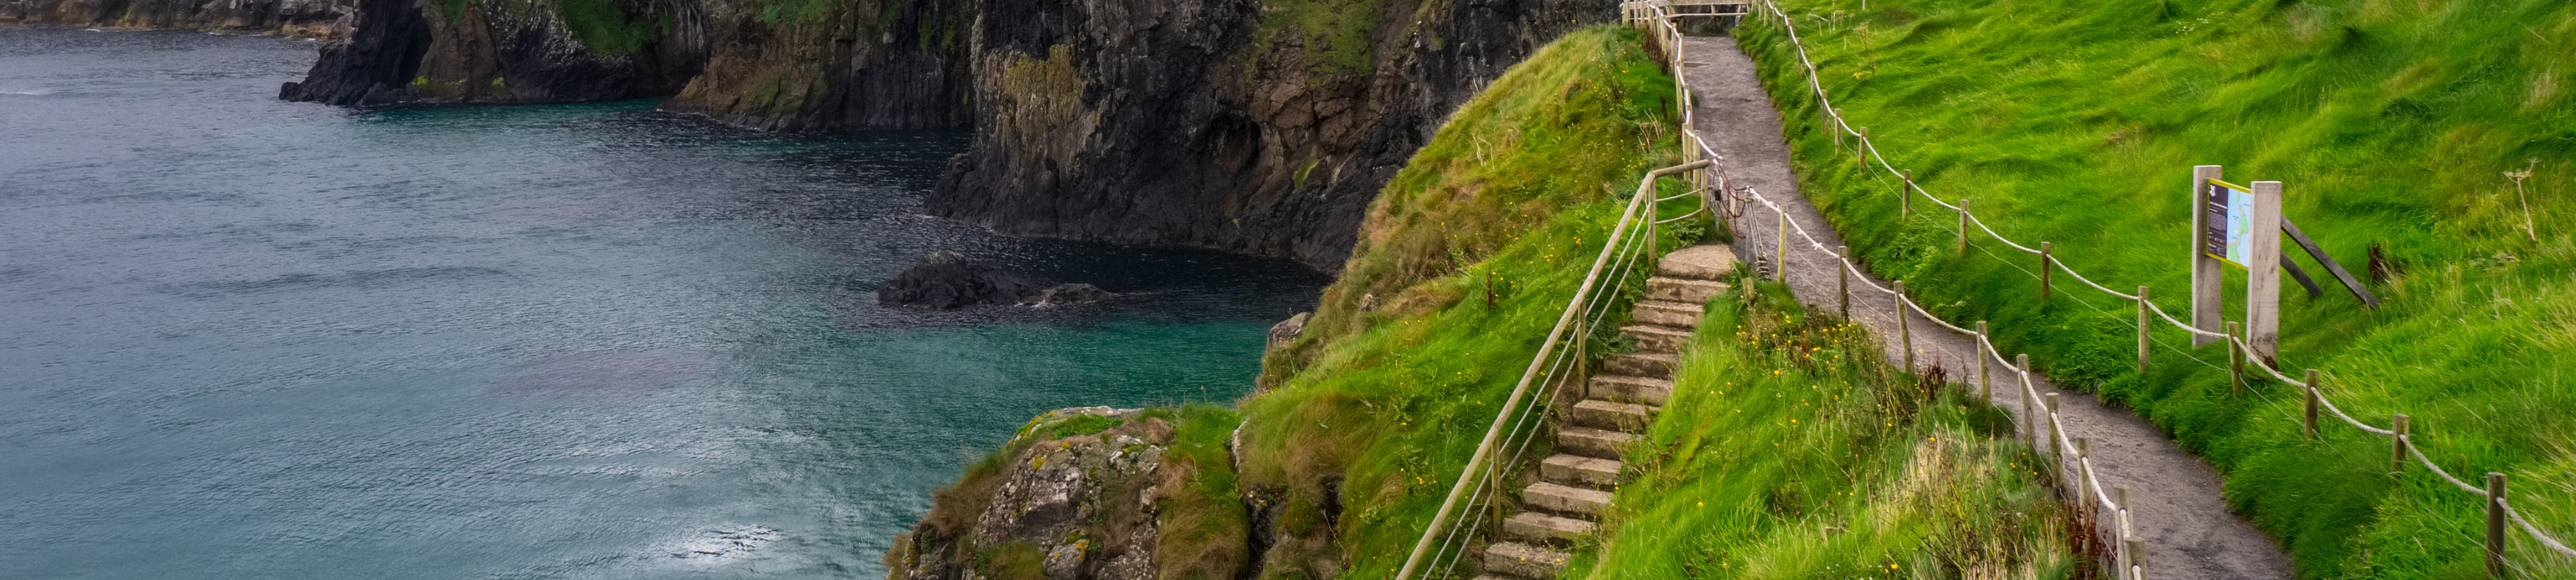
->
[2,0,355,38]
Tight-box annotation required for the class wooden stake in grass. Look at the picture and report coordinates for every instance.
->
[1900,169,1914,217]
[1958,198,1971,254]
[2391,414,2411,475]
[2226,321,2244,393]
[2508,159,2538,242]
[1838,245,1850,318]
[1896,280,1913,374]
[2488,473,2508,579]
[2039,241,2054,301]
[2018,354,2034,448]
[1855,127,1869,173]
[2136,286,2151,376]
[1774,211,1788,282]
[1976,321,1991,402]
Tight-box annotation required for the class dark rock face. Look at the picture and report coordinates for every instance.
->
[877,251,1113,309]
[658,0,972,131]
[928,0,1615,271]
[889,407,1174,580]
[280,0,707,106]
[280,0,1610,270]
[1,0,356,37]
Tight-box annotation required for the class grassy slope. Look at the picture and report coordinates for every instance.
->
[1238,25,1694,580]
[1735,0,2576,577]
[1575,280,2071,580]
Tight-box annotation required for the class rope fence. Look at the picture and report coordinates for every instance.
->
[1685,0,2576,576]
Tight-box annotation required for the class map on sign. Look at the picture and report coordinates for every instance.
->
[2203,180,2253,269]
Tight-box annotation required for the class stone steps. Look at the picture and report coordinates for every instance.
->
[1502,512,1596,546]
[1478,244,1735,580]
[1588,374,1673,406]
[1539,453,1622,489]
[1485,542,1571,579]
[1556,426,1639,459]
[1601,352,1677,378]
[1568,399,1653,432]
[1630,300,1705,328]
[1643,277,1730,304]
[1522,481,1616,517]
[1623,324,1692,353]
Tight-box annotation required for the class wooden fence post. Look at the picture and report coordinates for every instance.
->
[2127,536,2147,580]
[2248,181,2284,362]
[2115,487,2134,579]
[2226,322,2243,393]
[1896,280,1913,374]
[2039,241,2055,301]
[2488,473,2508,578]
[1900,169,1913,217]
[1958,198,1971,253]
[2191,166,2226,347]
[2078,437,2094,503]
[2304,369,2321,440]
[1855,127,1869,173]
[2137,286,2151,376]
[2019,354,2034,448]
[1775,211,1788,282]
[1837,245,1850,318]
[2045,392,2062,464]
[2391,414,2411,474]
[1976,321,1991,402]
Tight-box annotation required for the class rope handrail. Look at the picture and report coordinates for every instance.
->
[1723,0,2573,569]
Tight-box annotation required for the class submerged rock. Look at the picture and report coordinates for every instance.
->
[877,251,1113,309]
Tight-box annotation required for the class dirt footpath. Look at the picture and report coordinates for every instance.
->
[1681,34,2294,580]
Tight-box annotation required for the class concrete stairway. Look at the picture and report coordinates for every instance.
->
[1478,245,1735,580]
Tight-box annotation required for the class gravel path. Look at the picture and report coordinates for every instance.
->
[1681,35,2294,580]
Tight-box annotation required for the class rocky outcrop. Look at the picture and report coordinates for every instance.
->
[280,0,707,105]
[877,251,1112,310]
[280,0,1611,269]
[1,0,356,37]
[657,0,971,131]
[887,407,1178,580]
[928,0,1616,270]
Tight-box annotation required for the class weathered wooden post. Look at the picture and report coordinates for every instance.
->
[1896,280,1914,373]
[2225,321,2244,392]
[2126,536,2147,580]
[1900,169,1914,217]
[2077,437,2094,503]
[1855,127,1869,173]
[2248,181,2284,363]
[2137,286,2151,375]
[2391,414,2411,474]
[1838,245,1850,318]
[2303,369,2321,440]
[2191,166,2225,347]
[1942,199,1967,257]
[2114,487,2134,579]
[1976,321,1991,402]
[2019,354,2034,447]
[2039,241,2055,301]
[1774,211,1788,282]
[2488,473,2508,578]
[2045,392,2062,460]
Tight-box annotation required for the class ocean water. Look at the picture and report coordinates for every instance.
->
[0,28,1323,579]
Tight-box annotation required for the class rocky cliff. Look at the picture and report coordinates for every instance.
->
[278,0,1612,269]
[929,0,1613,270]
[2,0,355,38]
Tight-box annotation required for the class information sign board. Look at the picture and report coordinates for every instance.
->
[2202,179,2254,269]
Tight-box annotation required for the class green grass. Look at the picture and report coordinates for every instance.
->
[1252,0,1390,76]
[1735,0,2576,577]
[1572,280,2071,580]
[1236,25,1700,580]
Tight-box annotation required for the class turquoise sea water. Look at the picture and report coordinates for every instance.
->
[0,28,1322,579]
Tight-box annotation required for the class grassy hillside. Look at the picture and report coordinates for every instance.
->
[1574,280,2072,580]
[1735,0,2576,577]
[1236,24,1698,580]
